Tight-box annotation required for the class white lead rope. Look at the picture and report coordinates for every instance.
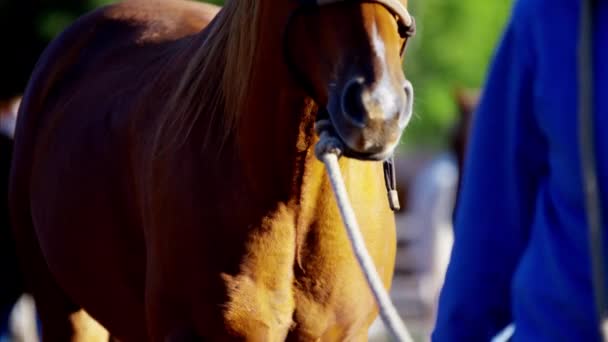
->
[315,132,414,342]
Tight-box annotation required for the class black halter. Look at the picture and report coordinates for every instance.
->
[284,0,415,211]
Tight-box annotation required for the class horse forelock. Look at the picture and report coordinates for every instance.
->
[154,0,261,158]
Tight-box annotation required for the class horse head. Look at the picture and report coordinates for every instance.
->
[284,0,414,160]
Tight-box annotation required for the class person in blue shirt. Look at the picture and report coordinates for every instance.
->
[433,0,608,340]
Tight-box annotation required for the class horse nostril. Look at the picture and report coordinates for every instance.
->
[403,80,413,100]
[400,80,414,126]
[341,78,368,127]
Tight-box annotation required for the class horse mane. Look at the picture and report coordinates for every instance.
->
[154,0,260,157]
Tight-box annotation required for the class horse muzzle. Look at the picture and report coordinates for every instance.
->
[321,79,413,161]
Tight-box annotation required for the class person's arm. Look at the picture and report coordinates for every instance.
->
[433,2,547,340]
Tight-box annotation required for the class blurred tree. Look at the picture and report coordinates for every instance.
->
[0,0,510,148]
[0,0,47,99]
[0,0,92,99]
[403,0,511,148]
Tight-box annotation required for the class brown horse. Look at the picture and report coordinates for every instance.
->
[10,0,414,340]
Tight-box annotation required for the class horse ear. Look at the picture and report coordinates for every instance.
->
[453,88,479,118]
[453,87,467,115]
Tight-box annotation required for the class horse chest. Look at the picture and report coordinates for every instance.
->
[215,203,297,340]
[208,197,388,341]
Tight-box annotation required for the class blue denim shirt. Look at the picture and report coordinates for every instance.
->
[433,0,608,340]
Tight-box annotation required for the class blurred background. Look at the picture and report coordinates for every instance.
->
[0,0,513,341]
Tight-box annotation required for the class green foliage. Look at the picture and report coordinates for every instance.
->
[38,10,78,40]
[402,0,512,148]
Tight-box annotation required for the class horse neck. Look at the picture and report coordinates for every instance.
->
[236,74,317,204]
[233,27,321,204]
[224,11,372,212]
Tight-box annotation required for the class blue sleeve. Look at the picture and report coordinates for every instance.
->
[433,3,548,341]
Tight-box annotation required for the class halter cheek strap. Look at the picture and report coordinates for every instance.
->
[295,0,416,54]
[298,0,414,33]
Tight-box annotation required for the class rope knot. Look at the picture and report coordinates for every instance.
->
[314,123,344,161]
